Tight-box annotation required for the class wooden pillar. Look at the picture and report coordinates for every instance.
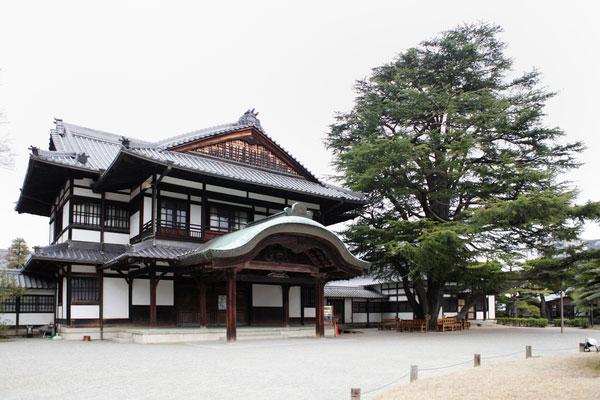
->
[226,273,237,342]
[282,284,290,327]
[98,268,104,339]
[315,279,325,338]
[66,266,72,326]
[149,268,157,328]
[300,285,305,326]
[199,280,207,328]
[128,278,133,323]
[15,296,20,336]
[366,299,370,328]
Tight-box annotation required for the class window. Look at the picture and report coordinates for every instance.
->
[442,297,458,312]
[72,201,101,226]
[104,203,129,231]
[71,277,99,304]
[0,296,54,313]
[20,295,54,313]
[302,287,316,308]
[352,301,384,313]
[0,297,16,313]
[160,199,187,230]
[209,206,248,232]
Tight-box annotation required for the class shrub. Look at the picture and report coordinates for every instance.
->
[495,317,547,327]
[552,318,589,328]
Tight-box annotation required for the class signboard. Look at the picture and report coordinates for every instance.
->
[218,295,227,310]
[324,305,333,317]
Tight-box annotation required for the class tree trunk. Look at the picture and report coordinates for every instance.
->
[401,276,424,318]
[427,281,445,330]
[456,292,484,321]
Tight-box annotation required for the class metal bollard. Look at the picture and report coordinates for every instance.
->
[474,354,481,367]
[526,345,532,359]
[350,388,361,400]
[579,342,585,352]
[410,365,418,383]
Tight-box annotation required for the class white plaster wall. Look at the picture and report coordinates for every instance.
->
[190,204,202,227]
[352,313,382,323]
[19,313,54,325]
[0,314,16,324]
[105,192,129,202]
[163,176,203,190]
[62,278,67,315]
[344,298,352,322]
[143,197,152,224]
[206,184,245,198]
[160,190,187,200]
[104,232,129,245]
[74,178,94,187]
[103,278,129,319]
[252,284,282,307]
[304,307,315,318]
[289,286,301,318]
[132,279,150,305]
[58,306,63,319]
[62,200,70,229]
[71,265,96,273]
[49,221,54,245]
[73,187,101,198]
[157,280,174,306]
[71,305,99,319]
[71,229,101,242]
[130,211,140,238]
[131,186,141,199]
[488,296,496,319]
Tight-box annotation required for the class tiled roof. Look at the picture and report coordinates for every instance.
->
[26,113,365,204]
[105,240,199,266]
[2,270,55,289]
[324,286,385,299]
[126,148,365,202]
[28,241,126,265]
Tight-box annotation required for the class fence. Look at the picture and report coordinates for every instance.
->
[350,344,581,399]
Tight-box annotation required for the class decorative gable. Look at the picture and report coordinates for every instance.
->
[192,139,300,176]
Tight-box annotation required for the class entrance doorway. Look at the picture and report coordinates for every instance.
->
[327,299,345,323]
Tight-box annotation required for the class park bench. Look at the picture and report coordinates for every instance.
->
[379,318,400,330]
[397,319,428,333]
[436,317,462,332]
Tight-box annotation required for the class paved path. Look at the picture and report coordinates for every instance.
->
[0,326,591,399]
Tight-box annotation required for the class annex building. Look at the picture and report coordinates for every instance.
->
[13,110,370,342]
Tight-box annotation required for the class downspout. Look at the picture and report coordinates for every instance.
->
[152,162,173,241]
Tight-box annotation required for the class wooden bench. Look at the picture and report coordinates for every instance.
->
[379,318,400,330]
[397,319,428,333]
[436,317,462,332]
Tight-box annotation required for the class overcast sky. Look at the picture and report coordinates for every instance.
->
[1,0,599,249]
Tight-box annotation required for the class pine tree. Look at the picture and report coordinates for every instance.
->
[6,238,30,269]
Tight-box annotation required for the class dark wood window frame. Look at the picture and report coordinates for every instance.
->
[71,198,129,232]
[208,204,249,233]
[71,277,100,305]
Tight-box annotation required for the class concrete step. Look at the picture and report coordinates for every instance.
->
[110,337,134,343]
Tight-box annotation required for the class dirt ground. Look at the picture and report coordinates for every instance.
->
[375,353,600,400]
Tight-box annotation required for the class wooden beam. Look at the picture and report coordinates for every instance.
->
[315,279,324,338]
[66,266,72,326]
[235,274,317,286]
[300,285,305,326]
[99,268,104,340]
[244,261,318,274]
[226,272,237,342]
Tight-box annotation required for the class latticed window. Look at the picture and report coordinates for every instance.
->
[209,206,248,232]
[160,199,187,230]
[71,277,99,304]
[20,295,54,313]
[194,140,299,175]
[104,204,129,231]
[0,297,16,313]
[72,201,101,226]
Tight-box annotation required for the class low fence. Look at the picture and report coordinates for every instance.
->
[350,344,582,399]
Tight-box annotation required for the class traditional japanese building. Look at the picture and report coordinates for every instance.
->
[16,110,369,342]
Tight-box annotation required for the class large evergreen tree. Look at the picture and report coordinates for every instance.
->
[6,238,30,269]
[326,23,597,326]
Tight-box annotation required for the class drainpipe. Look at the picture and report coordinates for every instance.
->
[152,162,173,240]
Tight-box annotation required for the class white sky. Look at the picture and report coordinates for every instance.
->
[0,0,599,249]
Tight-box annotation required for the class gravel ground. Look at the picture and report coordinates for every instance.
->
[0,325,593,400]
[376,353,600,400]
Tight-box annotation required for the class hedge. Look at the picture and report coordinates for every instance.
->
[496,317,548,327]
[551,318,589,329]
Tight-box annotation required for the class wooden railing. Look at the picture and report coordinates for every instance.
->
[141,220,203,240]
